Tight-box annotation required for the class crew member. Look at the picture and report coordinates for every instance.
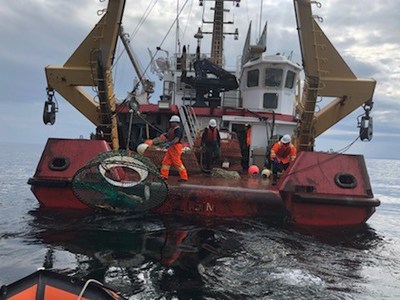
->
[270,134,296,183]
[201,119,221,170]
[161,115,188,182]
[242,124,252,170]
[246,124,252,148]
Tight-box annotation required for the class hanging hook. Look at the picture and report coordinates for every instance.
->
[358,101,374,141]
[43,88,58,125]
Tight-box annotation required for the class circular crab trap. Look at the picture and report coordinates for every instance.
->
[72,150,168,213]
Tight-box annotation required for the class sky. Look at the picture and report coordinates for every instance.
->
[0,0,399,159]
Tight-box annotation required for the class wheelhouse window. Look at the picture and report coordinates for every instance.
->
[285,70,296,89]
[247,69,259,87]
[263,93,278,109]
[163,80,174,94]
[265,68,283,87]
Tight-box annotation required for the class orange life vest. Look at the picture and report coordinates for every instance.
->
[270,141,297,164]
[246,128,251,146]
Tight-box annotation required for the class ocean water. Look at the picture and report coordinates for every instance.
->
[0,142,399,299]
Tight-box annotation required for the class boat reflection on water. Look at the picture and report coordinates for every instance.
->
[27,208,242,297]
[26,208,384,299]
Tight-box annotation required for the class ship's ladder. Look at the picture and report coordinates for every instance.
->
[178,105,200,148]
[296,79,319,150]
[211,0,224,66]
[87,16,115,149]
[90,51,121,150]
[296,12,329,151]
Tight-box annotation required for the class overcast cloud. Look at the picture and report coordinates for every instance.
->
[0,0,398,159]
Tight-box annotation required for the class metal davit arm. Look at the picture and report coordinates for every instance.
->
[45,0,126,150]
[293,0,376,151]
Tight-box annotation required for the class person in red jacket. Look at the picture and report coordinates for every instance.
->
[160,115,188,182]
[270,134,296,183]
[201,119,221,171]
[241,124,252,170]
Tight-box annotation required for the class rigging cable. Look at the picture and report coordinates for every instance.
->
[112,0,191,119]
[157,0,190,51]
[135,113,164,135]
[112,0,158,70]
[335,136,360,153]
[126,109,135,151]
[181,0,194,46]
[131,0,158,39]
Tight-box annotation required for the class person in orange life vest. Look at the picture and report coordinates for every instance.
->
[245,124,252,147]
[270,134,296,179]
[201,119,221,170]
[159,229,189,267]
[161,115,188,182]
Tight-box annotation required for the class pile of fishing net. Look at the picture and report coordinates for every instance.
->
[72,150,168,212]
[211,168,241,179]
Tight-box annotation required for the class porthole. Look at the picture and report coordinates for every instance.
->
[48,156,70,171]
[335,173,357,189]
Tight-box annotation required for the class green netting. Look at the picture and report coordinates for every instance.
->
[72,150,168,212]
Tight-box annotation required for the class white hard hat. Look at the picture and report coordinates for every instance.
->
[169,115,180,123]
[261,168,271,178]
[209,119,217,127]
[281,134,291,144]
[136,143,149,155]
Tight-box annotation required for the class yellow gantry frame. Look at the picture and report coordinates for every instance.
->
[294,0,376,151]
[45,0,126,150]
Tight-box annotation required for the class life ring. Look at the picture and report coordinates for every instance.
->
[98,156,149,188]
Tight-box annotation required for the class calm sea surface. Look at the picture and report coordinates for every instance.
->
[0,142,399,299]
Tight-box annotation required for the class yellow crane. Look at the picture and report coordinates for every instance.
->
[44,0,126,150]
[294,0,376,151]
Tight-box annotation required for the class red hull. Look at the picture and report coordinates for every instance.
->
[31,185,87,209]
[285,199,376,226]
[28,138,111,209]
[28,139,380,226]
[278,151,380,226]
[152,177,285,218]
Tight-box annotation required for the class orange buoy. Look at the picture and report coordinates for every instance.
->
[248,165,259,175]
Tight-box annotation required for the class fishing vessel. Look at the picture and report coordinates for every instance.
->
[28,0,380,226]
